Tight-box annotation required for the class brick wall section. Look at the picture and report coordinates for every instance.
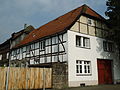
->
[52,62,68,89]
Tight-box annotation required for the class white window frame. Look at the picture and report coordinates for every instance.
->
[76,60,91,76]
[76,36,90,49]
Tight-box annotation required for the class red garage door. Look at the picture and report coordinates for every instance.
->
[97,60,113,84]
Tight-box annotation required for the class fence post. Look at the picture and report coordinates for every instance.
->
[43,67,45,90]
[6,67,10,90]
[26,62,28,89]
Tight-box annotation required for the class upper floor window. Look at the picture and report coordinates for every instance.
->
[46,38,51,46]
[76,36,90,48]
[26,46,30,52]
[35,42,39,49]
[76,60,91,75]
[40,41,45,50]
[103,41,114,52]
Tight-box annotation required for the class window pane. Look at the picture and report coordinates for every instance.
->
[80,65,82,73]
[103,41,107,51]
[83,37,90,48]
[76,36,81,46]
[84,65,87,73]
[76,65,79,73]
[76,60,79,64]
[40,41,45,50]
[35,42,39,49]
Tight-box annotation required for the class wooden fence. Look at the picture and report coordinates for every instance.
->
[0,67,52,90]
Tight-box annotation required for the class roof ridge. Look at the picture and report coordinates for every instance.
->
[84,5,105,20]
[81,4,88,13]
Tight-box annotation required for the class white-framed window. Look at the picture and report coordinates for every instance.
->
[22,46,26,52]
[46,38,51,46]
[13,50,17,56]
[103,41,114,52]
[0,54,2,60]
[40,41,45,50]
[76,36,90,48]
[76,60,91,75]
[35,42,39,49]
[52,36,58,44]
[30,44,35,50]
[7,52,9,59]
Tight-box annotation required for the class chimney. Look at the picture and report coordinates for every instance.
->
[24,24,27,29]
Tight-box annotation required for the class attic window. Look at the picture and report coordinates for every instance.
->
[87,18,92,25]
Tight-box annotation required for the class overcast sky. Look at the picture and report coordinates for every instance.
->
[0,0,107,44]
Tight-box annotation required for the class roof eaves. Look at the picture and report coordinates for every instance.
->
[12,30,67,49]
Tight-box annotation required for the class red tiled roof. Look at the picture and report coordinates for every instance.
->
[14,4,105,48]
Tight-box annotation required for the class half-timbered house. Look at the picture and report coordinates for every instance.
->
[10,5,120,87]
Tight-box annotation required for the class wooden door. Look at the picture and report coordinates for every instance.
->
[97,60,113,84]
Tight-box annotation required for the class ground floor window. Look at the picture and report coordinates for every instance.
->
[76,60,91,76]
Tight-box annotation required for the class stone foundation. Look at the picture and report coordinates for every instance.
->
[52,62,68,89]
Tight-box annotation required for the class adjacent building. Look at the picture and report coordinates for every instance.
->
[0,39,10,66]
[0,25,34,66]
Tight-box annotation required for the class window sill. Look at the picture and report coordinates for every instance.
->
[76,46,91,49]
[76,74,92,76]
[104,50,114,53]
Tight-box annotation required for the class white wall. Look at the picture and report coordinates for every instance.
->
[67,30,120,87]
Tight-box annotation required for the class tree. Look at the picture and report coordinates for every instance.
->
[106,0,120,29]
[105,0,120,43]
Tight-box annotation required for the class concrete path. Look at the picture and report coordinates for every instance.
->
[47,85,120,90]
